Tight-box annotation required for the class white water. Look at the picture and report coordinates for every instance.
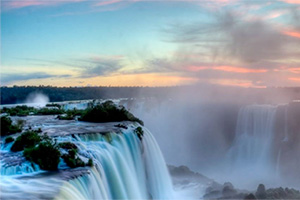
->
[226,105,278,187]
[1,125,174,199]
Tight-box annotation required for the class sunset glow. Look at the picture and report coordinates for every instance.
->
[1,0,300,87]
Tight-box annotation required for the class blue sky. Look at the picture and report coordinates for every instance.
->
[1,0,300,87]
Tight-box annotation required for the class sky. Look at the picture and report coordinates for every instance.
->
[1,0,300,87]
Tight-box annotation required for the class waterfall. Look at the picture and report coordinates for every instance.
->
[1,125,174,199]
[226,105,278,185]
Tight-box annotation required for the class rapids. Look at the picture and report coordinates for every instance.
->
[0,117,174,199]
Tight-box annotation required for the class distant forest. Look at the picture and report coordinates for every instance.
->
[0,86,176,105]
[1,85,300,105]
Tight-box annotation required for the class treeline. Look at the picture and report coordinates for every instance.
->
[1,85,300,105]
[0,86,175,105]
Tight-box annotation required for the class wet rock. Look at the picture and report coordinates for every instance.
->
[114,124,128,129]
[203,182,300,200]
[223,182,234,190]
[205,182,222,194]
[203,190,222,199]
[265,187,300,199]
[244,193,257,199]
[222,185,237,198]
[255,184,267,199]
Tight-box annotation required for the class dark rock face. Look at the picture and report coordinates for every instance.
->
[203,182,244,199]
[168,165,212,182]
[265,187,300,199]
[203,183,300,200]
[244,193,256,199]
[203,190,222,199]
[255,184,267,199]
[222,182,237,198]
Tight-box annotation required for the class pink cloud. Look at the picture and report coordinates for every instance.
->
[3,0,84,10]
[283,30,300,38]
[289,77,300,82]
[187,65,268,73]
[94,0,123,7]
[210,79,266,88]
[280,0,300,4]
[288,68,300,73]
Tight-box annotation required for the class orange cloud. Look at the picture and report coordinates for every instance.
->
[280,0,300,4]
[187,65,267,73]
[283,31,300,39]
[289,77,300,82]
[187,66,210,72]
[214,66,267,73]
[14,73,198,87]
[288,68,300,73]
[210,79,266,88]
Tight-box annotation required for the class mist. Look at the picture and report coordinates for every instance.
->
[122,85,300,190]
[25,92,50,107]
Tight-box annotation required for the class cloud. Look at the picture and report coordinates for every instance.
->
[165,10,300,64]
[283,30,300,38]
[289,77,300,82]
[78,55,125,78]
[1,72,71,85]
[2,0,84,10]
[281,0,300,4]
[187,65,268,73]
[2,0,136,12]
[142,5,300,87]
[94,0,122,7]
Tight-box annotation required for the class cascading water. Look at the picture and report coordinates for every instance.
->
[1,123,174,199]
[226,104,278,186]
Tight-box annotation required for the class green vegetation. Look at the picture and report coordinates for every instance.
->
[15,119,25,130]
[58,142,78,150]
[11,130,41,152]
[1,101,143,126]
[59,142,93,168]
[1,86,173,105]
[1,106,36,116]
[134,126,144,140]
[46,103,61,108]
[57,109,84,120]
[87,158,94,167]
[3,100,143,170]
[19,136,93,170]
[57,114,74,120]
[1,116,22,136]
[35,107,64,115]
[80,101,144,125]
[11,131,92,170]
[103,133,113,143]
[61,149,85,168]
[1,105,63,116]
[24,141,61,171]
[5,136,14,144]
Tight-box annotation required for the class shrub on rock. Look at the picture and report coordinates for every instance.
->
[24,141,61,171]
[11,130,41,152]
[134,127,144,140]
[58,142,78,150]
[5,136,15,144]
[80,101,144,125]
[62,149,85,168]
[1,116,22,136]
